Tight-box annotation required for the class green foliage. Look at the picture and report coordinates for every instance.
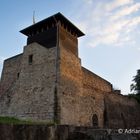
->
[130,69,140,94]
[129,69,140,104]
[0,116,56,125]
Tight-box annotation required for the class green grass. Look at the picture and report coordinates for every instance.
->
[0,116,56,125]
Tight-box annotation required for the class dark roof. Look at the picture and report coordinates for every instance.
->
[20,12,85,37]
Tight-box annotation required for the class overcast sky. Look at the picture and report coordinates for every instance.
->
[0,0,140,94]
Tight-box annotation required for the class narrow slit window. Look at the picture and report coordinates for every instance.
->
[29,54,33,65]
[17,73,20,79]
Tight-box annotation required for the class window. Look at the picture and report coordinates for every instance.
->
[92,114,98,127]
[29,54,33,65]
[17,73,20,79]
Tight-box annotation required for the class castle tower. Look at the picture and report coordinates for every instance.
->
[1,13,139,128]
[20,13,85,124]
[0,13,85,124]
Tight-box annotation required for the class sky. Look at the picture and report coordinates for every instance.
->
[0,0,140,94]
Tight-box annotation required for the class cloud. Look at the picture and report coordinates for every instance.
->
[111,3,140,20]
[127,16,140,27]
[105,0,134,12]
[78,0,140,48]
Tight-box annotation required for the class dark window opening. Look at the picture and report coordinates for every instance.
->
[17,73,20,79]
[92,114,98,128]
[29,54,33,64]
[104,109,108,127]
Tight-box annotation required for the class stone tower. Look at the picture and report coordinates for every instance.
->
[0,13,85,124]
[1,13,140,128]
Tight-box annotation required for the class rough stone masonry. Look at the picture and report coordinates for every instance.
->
[0,13,140,128]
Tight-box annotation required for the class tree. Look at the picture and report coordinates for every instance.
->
[130,69,140,94]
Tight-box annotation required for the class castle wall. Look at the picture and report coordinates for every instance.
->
[0,43,57,122]
[59,26,78,57]
[75,67,112,127]
[0,19,140,129]
[57,26,112,127]
[76,68,113,127]
[82,67,112,93]
[77,91,105,127]
[58,26,83,125]
[0,54,22,95]
[104,92,140,128]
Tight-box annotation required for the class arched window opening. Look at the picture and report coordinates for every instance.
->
[92,114,98,127]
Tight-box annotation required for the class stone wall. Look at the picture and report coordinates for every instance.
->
[79,68,113,127]
[59,26,78,57]
[0,24,140,129]
[57,26,113,127]
[0,124,139,140]
[82,67,112,93]
[104,92,140,128]
[56,25,140,128]
[0,54,22,95]
[58,26,83,125]
[78,91,105,127]
[0,43,57,122]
